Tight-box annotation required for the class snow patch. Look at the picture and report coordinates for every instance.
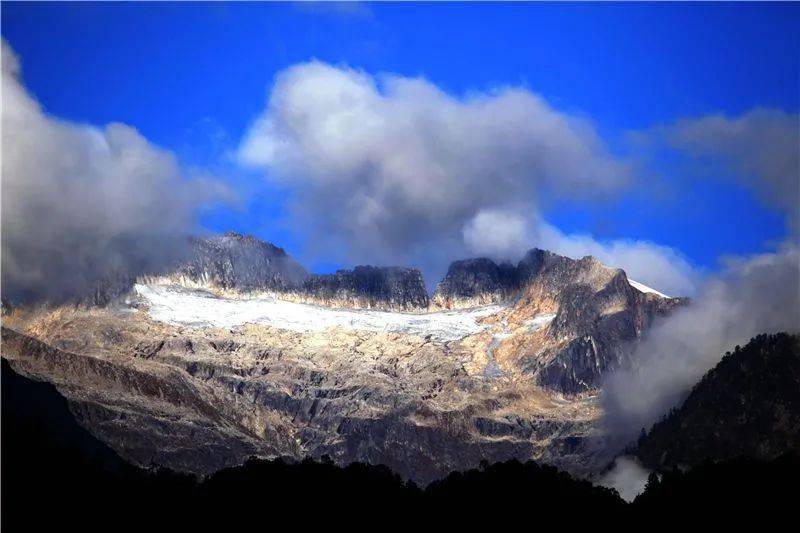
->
[524,313,557,331]
[628,279,670,298]
[134,284,502,342]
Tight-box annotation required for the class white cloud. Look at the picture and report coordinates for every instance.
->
[462,209,531,261]
[238,61,632,276]
[1,41,229,303]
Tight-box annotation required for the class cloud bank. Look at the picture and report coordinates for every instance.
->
[601,108,800,442]
[603,245,800,442]
[238,61,703,294]
[1,42,227,303]
[237,63,629,265]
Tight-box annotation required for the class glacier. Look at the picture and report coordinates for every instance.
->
[134,284,503,342]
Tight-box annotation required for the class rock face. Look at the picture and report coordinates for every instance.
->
[515,250,685,393]
[435,249,685,393]
[301,266,429,311]
[174,231,308,291]
[0,320,600,485]
[0,235,687,485]
[164,233,428,311]
[433,258,521,308]
[636,333,800,469]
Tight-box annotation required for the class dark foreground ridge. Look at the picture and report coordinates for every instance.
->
[3,359,798,528]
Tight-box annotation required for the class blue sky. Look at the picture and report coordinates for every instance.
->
[2,2,798,282]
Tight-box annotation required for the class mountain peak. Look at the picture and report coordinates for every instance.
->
[178,232,308,290]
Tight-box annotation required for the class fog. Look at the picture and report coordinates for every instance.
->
[603,245,800,444]
[598,456,651,502]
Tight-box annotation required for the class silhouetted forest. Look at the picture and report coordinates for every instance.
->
[3,357,797,529]
[637,332,800,468]
[631,454,799,515]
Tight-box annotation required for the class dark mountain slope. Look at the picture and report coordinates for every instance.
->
[301,265,430,310]
[632,454,800,520]
[636,333,800,469]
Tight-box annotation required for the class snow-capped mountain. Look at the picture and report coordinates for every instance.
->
[1,232,685,484]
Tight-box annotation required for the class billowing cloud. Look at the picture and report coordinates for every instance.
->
[1,42,228,304]
[462,209,531,262]
[602,244,800,443]
[667,108,800,229]
[238,61,633,278]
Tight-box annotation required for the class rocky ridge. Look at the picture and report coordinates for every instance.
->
[432,258,521,308]
[298,266,429,311]
[169,231,309,291]
[1,231,686,484]
[434,249,685,392]
[160,232,430,312]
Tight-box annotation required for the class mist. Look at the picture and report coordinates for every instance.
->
[598,456,651,503]
[602,244,800,444]
[1,42,228,304]
[600,107,800,445]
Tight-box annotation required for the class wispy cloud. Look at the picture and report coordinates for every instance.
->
[293,1,374,21]
[664,108,800,231]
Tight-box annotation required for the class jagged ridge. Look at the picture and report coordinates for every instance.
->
[433,249,685,392]
[177,231,308,291]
